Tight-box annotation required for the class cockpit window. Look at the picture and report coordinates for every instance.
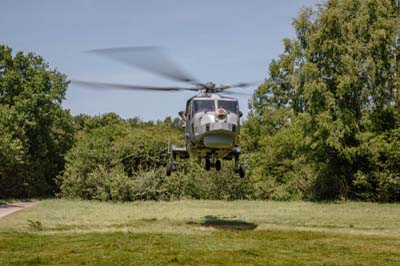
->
[193,100,215,113]
[218,100,239,113]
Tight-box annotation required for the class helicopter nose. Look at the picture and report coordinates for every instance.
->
[216,108,227,119]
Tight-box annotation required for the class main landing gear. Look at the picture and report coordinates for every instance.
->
[166,162,175,176]
[166,146,245,178]
[235,164,245,178]
[166,145,188,176]
[203,147,245,178]
[233,146,245,178]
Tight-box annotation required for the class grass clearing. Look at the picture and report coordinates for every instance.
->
[0,199,399,265]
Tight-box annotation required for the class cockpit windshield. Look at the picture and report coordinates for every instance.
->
[193,100,215,113]
[217,100,239,113]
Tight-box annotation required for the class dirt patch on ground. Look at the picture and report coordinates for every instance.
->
[0,202,40,219]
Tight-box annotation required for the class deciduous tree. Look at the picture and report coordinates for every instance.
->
[0,45,74,198]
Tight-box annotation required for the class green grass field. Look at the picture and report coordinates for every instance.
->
[0,200,399,265]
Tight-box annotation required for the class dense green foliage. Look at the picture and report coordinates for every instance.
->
[58,114,251,201]
[244,0,400,201]
[0,45,74,198]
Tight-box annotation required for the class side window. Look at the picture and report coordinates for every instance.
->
[188,102,193,119]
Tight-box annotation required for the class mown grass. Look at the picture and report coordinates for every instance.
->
[0,199,399,265]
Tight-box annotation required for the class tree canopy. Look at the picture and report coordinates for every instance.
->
[245,0,400,201]
[0,45,74,198]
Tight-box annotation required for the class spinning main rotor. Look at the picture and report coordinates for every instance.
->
[72,46,260,94]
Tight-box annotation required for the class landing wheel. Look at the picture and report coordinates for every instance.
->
[166,163,173,176]
[215,160,221,171]
[205,159,211,171]
[238,164,245,178]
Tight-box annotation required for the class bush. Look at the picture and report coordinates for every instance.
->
[58,115,254,201]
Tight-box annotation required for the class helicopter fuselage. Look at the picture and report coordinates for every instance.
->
[184,93,240,160]
[169,91,245,177]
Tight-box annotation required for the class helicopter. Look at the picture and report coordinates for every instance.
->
[72,46,261,178]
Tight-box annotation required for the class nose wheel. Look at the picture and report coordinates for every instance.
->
[205,159,211,171]
[215,160,221,171]
[204,157,221,171]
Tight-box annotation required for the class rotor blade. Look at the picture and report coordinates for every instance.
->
[220,90,253,96]
[87,46,198,84]
[218,80,264,90]
[71,79,200,92]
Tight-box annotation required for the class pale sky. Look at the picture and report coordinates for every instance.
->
[1,0,322,120]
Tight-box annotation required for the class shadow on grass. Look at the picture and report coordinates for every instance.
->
[193,215,258,231]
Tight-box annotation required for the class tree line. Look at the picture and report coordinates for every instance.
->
[1,0,399,201]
